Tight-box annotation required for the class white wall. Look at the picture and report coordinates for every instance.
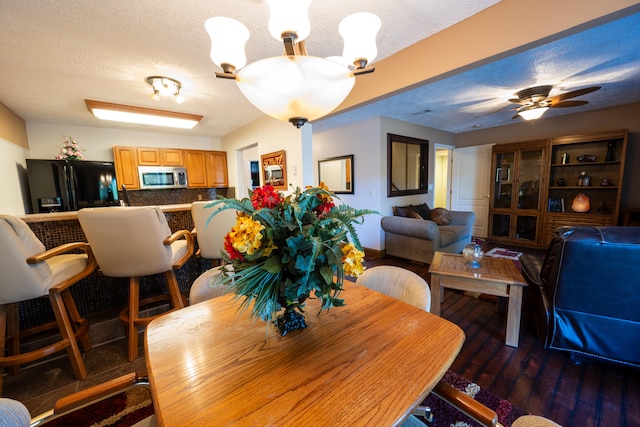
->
[26,122,221,161]
[221,115,307,197]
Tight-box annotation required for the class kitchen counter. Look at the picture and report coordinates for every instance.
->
[19,203,193,223]
[19,203,205,332]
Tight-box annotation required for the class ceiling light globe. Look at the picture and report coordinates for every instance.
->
[236,55,355,124]
[266,0,311,42]
[339,12,381,67]
[518,106,548,120]
[175,94,185,104]
[205,17,250,71]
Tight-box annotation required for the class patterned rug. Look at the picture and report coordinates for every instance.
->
[43,385,154,427]
[485,247,523,261]
[40,370,524,427]
[418,370,527,427]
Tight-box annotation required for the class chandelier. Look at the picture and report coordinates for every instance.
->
[205,0,380,128]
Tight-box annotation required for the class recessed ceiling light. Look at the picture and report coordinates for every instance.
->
[85,100,202,129]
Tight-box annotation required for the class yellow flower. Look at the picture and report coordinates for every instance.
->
[341,243,365,277]
[229,215,265,255]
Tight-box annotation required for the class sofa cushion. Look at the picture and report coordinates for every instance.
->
[393,203,430,219]
[430,208,452,225]
[438,225,470,246]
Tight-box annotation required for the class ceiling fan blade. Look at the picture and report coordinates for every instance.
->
[549,86,601,103]
[508,98,527,104]
[550,100,589,108]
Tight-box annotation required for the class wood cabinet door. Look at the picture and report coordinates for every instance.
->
[161,149,184,166]
[137,148,161,165]
[205,151,228,187]
[113,146,139,189]
[184,150,207,187]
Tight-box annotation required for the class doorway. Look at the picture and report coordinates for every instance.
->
[433,145,453,209]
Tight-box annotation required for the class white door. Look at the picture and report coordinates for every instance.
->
[451,144,493,238]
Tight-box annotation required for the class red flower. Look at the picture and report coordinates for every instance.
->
[251,185,284,209]
[224,233,244,260]
[314,201,335,218]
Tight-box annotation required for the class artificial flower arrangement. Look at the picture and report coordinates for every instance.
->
[54,135,86,160]
[206,183,376,335]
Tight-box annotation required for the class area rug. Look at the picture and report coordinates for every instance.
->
[43,385,154,427]
[485,247,523,261]
[40,370,524,427]
[417,370,527,427]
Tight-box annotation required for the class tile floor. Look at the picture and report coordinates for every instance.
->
[2,313,149,418]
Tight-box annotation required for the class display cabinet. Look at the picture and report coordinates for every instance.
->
[488,140,547,246]
[543,129,628,245]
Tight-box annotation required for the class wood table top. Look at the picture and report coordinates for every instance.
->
[429,252,527,285]
[144,281,465,426]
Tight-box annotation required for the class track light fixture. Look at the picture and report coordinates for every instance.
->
[146,76,185,104]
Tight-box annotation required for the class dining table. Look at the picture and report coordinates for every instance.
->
[144,281,465,426]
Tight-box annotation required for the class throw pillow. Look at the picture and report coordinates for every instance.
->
[430,207,453,225]
[394,203,430,219]
[407,211,424,220]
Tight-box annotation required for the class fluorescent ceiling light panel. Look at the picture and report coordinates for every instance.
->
[85,100,202,129]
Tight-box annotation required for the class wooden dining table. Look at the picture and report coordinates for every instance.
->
[144,281,465,426]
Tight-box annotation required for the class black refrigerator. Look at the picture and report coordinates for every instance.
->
[26,159,120,213]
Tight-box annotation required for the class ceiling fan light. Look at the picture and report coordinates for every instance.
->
[339,12,381,67]
[518,106,548,120]
[266,0,311,42]
[205,17,250,71]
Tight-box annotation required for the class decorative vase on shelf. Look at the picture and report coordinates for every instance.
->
[463,243,484,269]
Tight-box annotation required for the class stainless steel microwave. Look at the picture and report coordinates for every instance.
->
[138,166,188,189]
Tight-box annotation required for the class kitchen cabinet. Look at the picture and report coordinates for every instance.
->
[488,140,547,247]
[184,150,207,187]
[205,151,228,187]
[113,146,139,189]
[137,148,184,166]
[543,129,628,245]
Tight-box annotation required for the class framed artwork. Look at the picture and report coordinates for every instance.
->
[318,154,354,194]
[261,150,287,190]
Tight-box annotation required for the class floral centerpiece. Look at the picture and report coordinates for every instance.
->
[207,183,376,335]
[54,135,86,160]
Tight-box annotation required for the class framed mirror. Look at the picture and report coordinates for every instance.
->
[387,133,429,197]
[318,155,354,194]
[261,150,287,190]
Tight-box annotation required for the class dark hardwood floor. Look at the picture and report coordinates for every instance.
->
[364,251,640,427]
[3,245,638,426]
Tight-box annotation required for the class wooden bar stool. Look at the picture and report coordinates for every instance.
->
[78,206,194,361]
[0,215,97,396]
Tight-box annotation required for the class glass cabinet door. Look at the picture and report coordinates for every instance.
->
[517,149,543,210]
[492,152,514,209]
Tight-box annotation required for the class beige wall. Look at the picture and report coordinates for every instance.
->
[0,101,28,149]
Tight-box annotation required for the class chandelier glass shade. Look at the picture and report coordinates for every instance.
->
[205,0,380,127]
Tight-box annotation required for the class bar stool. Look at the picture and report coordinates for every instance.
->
[0,215,97,396]
[191,201,237,267]
[78,207,194,361]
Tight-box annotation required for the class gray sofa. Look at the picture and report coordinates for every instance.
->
[381,206,475,264]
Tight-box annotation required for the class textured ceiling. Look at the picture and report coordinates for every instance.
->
[1,1,639,138]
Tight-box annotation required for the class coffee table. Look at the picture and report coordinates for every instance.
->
[429,251,527,347]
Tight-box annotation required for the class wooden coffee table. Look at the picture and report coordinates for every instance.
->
[429,251,527,347]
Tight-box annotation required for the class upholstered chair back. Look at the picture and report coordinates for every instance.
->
[191,201,237,261]
[0,215,67,304]
[78,206,187,278]
[356,265,431,312]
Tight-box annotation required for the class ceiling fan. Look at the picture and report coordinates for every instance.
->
[509,85,601,120]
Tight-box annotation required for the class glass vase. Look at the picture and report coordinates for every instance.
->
[463,243,484,269]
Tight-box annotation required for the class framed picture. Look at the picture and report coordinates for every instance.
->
[261,150,287,190]
[318,154,354,194]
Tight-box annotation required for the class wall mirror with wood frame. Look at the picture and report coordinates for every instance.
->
[318,155,354,194]
[387,133,429,197]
